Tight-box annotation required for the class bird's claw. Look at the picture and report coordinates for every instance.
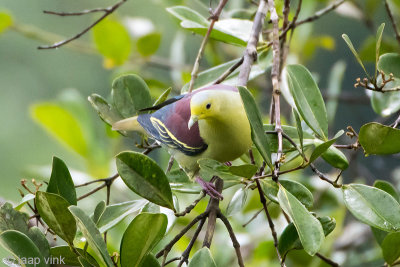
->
[195,177,223,200]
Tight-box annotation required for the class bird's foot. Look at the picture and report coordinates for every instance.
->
[195,177,223,200]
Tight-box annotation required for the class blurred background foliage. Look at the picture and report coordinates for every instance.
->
[1,0,400,266]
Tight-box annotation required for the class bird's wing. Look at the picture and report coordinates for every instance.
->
[137,95,208,156]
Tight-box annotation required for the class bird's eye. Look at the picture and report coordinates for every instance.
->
[206,103,211,109]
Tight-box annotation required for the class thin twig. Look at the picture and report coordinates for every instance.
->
[213,57,244,84]
[178,217,207,267]
[316,252,339,267]
[77,183,107,201]
[310,163,342,188]
[218,211,245,267]
[238,0,269,86]
[75,174,119,188]
[166,156,175,173]
[38,0,127,49]
[43,8,110,16]
[294,0,345,27]
[164,257,181,266]
[255,179,285,266]
[384,0,400,46]
[391,113,400,128]
[203,178,224,248]
[175,192,206,217]
[242,208,264,227]
[188,0,229,92]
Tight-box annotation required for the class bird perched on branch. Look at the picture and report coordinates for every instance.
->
[112,84,252,199]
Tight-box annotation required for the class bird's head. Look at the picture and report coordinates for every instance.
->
[188,89,226,129]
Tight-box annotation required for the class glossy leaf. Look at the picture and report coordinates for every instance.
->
[96,200,147,233]
[228,164,258,179]
[28,227,50,261]
[31,103,88,157]
[88,94,124,127]
[112,74,152,118]
[293,109,304,152]
[381,232,400,265]
[278,216,336,257]
[47,157,77,205]
[0,230,47,267]
[378,53,400,78]
[374,180,400,203]
[198,158,257,181]
[140,253,161,267]
[93,201,106,225]
[375,23,385,77]
[116,152,174,210]
[238,86,273,169]
[120,213,167,267]
[226,187,248,217]
[93,18,131,66]
[342,184,400,231]
[35,192,76,244]
[359,122,400,155]
[137,32,161,57]
[370,89,400,117]
[153,87,172,107]
[309,130,344,163]
[321,146,349,170]
[50,246,99,267]
[14,193,35,211]
[69,206,114,267]
[166,6,208,26]
[0,12,12,34]
[285,64,328,140]
[278,185,324,255]
[342,34,371,79]
[188,247,217,267]
[261,179,314,209]
[0,202,29,234]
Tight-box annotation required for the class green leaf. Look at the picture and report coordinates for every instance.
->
[381,232,400,265]
[293,109,304,152]
[198,159,255,181]
[116,152,174,210]
[342,184,400,231]
[238,86,273,169]
[359,122,400,155]
[50,246,99,267]
[112,74,152,118]
[30,103,89,157]
[278,216,336,257]
[278,185,324,255]
[371,226,388,246]
[167,6,251,46]
[261,179,314,209]
[370,89,400,117]
[374,180,400,203]
[93,201,106,225]
[326,61,346,124]
[309,130,344,163]
[14,194,35,211]
[120,213,167,267]
[0,202,29,234]
[182,51,271,93]
[96,200,147,233]
[88,94,124,127]
[342,34,371,79]
[188,247,217,267]
[69,206,114,267]
[93,17,131,66]
[35,192,77,244]
[375,23,385,78]
[0,230,47,267]
[0,12,12,34]
[228,164,258,179]
[47,157,77,205]
[226,187,248,217]
[153,88,172,107]
[321,146,349,170]
[140,253,161,267]
[285,64,328,140]
[137,32,161,57]
[28,227,50,261]
[378,53,400,78]
[359,36,399,62]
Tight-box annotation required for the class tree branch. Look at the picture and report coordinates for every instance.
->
[294,0,345,27]
[203,178,223,248]
[384,0,400,46]
[238,0,269,86]
[174,192,206,217]
[38,0,127,49]
[187,0,229,92]
[316,252,339,267]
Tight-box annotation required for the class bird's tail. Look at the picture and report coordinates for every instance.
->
[112,116,146,134]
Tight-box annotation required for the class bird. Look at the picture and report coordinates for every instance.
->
[112,84,252,199]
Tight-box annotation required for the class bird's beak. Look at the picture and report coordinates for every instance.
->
[188,115,199,129]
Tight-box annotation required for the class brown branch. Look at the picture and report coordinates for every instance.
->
[43,8,110,16]
[255,179,285,266]
[203,178,223,248]
[391,113,400,128]
[310,163,342,188]
[75,174,119,188]
[294,0,345,27]
[238,0,269,86]
[38,0,127,49]
[218,211,245,267]
[242,208,264,227]
[174,192,206,217]
[316,253,339,267]
[187,0,229,92]
[384,0,400,46]
[213,57,244,84]
[77,183,107,201]
[166,156,175,173]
